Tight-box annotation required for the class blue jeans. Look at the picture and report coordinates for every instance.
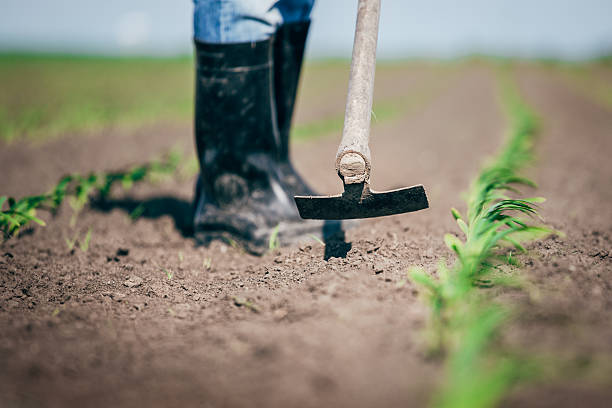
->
[194,0,315,43]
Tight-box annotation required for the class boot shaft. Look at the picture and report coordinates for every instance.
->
[194,38,281,173]
[273,21,310,161]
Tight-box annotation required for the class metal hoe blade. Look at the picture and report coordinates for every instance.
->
[294,0,429,220]
[295,182,428,220]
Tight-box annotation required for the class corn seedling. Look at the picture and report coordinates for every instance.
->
[203,257,212,270]
[411,71,557,408]
[65,227,93,252]
[129,203,146,221]
[309,234,325,246]
[0,195,47,238]
[268,224,281,250]
[0,149,194,240]
[80,228,92,252]
[221,236,240,250]
[65,234,77,251]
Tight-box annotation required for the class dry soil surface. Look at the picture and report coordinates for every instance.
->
[1,63,611,407]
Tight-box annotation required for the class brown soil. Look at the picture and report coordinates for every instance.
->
[1,63,611,407]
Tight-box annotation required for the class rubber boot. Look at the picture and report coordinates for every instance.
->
[273,21,315,196]
[192,37,332,254]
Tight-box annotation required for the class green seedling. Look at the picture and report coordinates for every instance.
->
[129,203,146,221]
[65,234,77,251]
[309,234,325,246]
[411,71,559,408]
[162,267,173,280]
[65,227,93,252]
[68,173,99,226]
[268,224,281,250]
[203,257,212,270]
[178,251,184,262]
[1,149,196,239]
[79,227,92,252]
[223,237,242,252]
[0,195,47,238]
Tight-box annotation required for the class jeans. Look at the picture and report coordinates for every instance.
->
[193,0,315,43]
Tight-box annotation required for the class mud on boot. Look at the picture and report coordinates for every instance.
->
[192,37,342,255]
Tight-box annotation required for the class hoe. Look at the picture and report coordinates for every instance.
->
[294,0,429,219]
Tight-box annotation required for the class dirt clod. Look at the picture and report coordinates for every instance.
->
[123,276,144,288]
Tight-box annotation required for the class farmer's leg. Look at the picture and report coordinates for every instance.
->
[193,0,314,43]
[273,0,315,195]
[276,0,315,25]
[192,0,332,254]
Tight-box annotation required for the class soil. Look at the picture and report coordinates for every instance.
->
[1,63,611,407]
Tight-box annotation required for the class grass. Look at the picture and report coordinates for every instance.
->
[0,149,196,238]
[291,100,401,142]
[0,54,454,144]
[410,70,558,408]
[0,54,193,142]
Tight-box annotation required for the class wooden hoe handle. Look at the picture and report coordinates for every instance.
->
[336,0,381,185]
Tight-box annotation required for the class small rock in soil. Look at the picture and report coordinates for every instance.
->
[110,292,126,302]
[233,297,260,313]
[123,276,143,288]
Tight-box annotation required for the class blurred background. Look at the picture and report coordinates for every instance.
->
[2,0,612,59]
[0,0,611,144]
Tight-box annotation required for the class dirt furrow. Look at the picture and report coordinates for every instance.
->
[500,68,612,407]
[0,64,510,407]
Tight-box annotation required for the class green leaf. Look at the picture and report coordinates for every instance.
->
[451,208,462,220]
[457,219,469,237]
[79,227,92,252]
[268,224,280,250]
[444,234,464,256]
[409,268,440,293]
[523,197,546,204]
[502,236,526,252]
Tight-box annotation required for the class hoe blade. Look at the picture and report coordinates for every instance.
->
[294,183,428,220]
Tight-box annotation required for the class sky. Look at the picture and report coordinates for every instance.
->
[0,0,611,60]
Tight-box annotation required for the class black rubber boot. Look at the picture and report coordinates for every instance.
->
[192,37,333,254]
[273,21,315,196]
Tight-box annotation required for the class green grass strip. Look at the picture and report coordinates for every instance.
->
[291,100,402,142]
[0,150,197,238]
[410,70,558,408]
[0,55,193,142]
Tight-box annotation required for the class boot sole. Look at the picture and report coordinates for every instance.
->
[194,219,351,256]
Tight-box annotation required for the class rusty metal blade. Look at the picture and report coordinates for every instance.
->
[294,183,428,220]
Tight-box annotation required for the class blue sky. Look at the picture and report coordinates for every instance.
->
[1,0,611,59]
